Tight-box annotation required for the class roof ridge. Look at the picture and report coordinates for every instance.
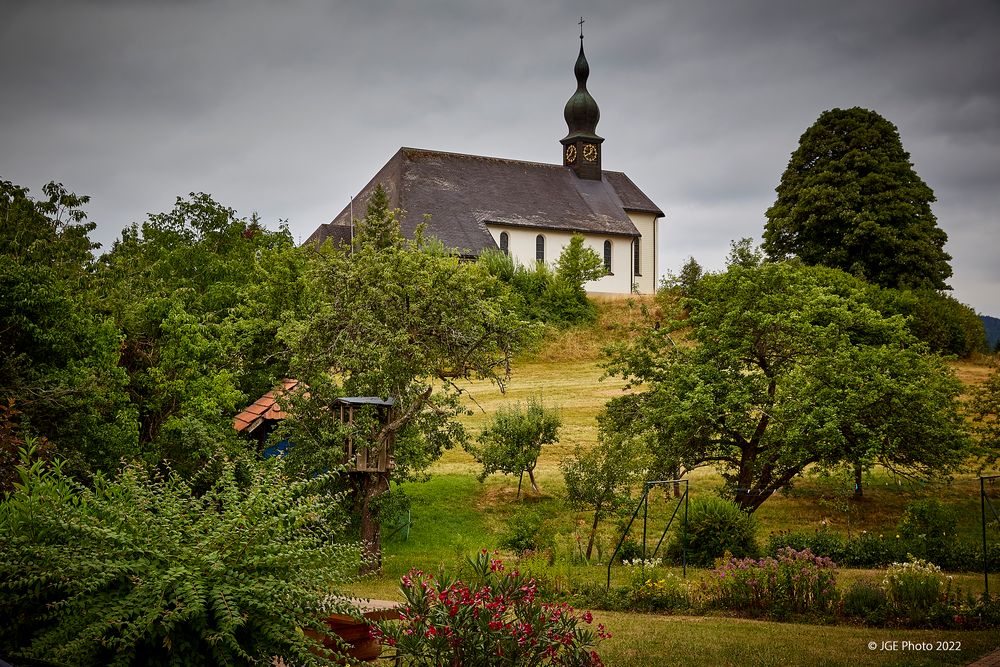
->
[399,146,575,172]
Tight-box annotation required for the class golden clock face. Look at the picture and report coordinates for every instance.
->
[565,145,577,163]
[583,143,598,162]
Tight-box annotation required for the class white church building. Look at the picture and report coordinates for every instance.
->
[306,32,663,295]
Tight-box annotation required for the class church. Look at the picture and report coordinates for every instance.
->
[306,30,663,295]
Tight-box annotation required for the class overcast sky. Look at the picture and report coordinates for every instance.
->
[2,0,998,315]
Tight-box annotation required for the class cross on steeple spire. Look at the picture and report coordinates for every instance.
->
[579,16,585,38]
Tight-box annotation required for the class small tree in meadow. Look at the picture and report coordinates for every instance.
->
[561,437,646,560]
[466,398,560,497]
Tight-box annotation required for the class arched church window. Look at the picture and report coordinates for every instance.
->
[499,231,509,256]
[603,240,612,273]
[536,234,545,263]
[633,238,641,276]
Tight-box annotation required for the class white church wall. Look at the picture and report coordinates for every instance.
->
[628,212,659,294]
[486,225,635,295]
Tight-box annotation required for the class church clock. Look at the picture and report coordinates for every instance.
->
[565,145,577,163]
[582,143,598,162]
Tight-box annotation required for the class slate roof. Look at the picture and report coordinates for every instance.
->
[233,378,300,433]
[305,148,663,256]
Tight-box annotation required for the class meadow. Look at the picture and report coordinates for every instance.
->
[347,299,1000,666]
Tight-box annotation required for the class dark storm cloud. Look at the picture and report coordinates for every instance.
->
[1,0,998,313]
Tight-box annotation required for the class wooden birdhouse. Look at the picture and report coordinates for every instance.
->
[334,397,396,473]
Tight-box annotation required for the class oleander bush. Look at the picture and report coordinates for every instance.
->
[0,445,361,666]
[373,550,609,666]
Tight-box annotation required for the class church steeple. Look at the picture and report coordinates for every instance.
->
[561,18,604,180]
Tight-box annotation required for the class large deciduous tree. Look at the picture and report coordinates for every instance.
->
[96,193,305,475]
[281,187,528,570]
[604,250,969,513]
[763,107,952,291]
[0,180,137,476]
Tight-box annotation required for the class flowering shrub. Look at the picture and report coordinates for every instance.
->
[882,556,953,622]
[629,573,692,612]
[374,550,609,666]
[622,557,663,568]
[710,548,838,617]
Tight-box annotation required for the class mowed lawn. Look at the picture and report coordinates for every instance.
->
[350,303,1000,665]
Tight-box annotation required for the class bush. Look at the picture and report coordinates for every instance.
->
[897,498,958,563]
[500,506,555,554]
[667,496,759,567]
[882,557,953,624]
[841,579,890,625]
[627,573,693,612]
[766,528,846,561]
[710,548,839,618]
[0,446,360,666]
[373,550,609,666]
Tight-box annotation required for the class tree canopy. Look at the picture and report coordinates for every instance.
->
[95,193,305,475]
[763,107,952,291]
[605,251,969,512]
[280,191,529,568]
[1,181,137,476]
[467,397,561,497]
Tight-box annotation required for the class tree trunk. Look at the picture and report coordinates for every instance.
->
[359,472,389,574]
[853,462,863,499]
[526,468,539,495]
[586,506,602,560]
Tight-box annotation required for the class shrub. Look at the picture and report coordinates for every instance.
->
[897,498,958,563]
[882,556,953,623]
[0,446,360,666]
[667,496,759,567]
[766,528,845,561]
[500,506,555,554]
[628,573,693,612]
[841,579,890,625]
[373,550,609,666]
[710,548,839,618]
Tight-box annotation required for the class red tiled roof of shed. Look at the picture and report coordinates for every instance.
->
[233,379,300,433]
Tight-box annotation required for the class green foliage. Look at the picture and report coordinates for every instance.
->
[877,288,986,357]
[662,255,704,297]
[561,436,646,559]
[282,194,528,569]
[841,579,890,624]
[882,557,953,623]
[604,257,970,512]
[479,248,597,326]
[667,496,759,567]
[0,180,138,475]
[968,360,1000,464]
[897,499,959,562]
[465,398,561,496]
[96,193,306,475]
[372,550,608,666]
[0,445,360,666]
[709,548,839,618]
[764,107,952,290]
[555,234,606,293]
[500,506,555,554]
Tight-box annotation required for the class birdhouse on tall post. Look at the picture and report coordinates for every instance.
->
[334,396,397,473]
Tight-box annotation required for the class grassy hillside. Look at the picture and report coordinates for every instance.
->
[352,296,1000,666]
